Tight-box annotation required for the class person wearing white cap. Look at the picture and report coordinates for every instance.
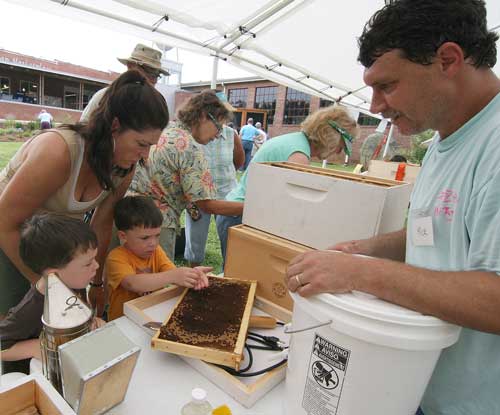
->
[80,43,169,122]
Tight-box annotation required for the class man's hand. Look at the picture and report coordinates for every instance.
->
[286,250,368,297]
[328,238,375,255]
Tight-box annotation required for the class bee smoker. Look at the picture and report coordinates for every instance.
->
[40,273,92,394]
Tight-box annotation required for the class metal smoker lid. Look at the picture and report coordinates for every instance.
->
[42,273,93,329]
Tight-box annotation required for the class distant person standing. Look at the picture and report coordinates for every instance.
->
[239,118,263,170]
[37,110,53,130]
[252,121,267,156]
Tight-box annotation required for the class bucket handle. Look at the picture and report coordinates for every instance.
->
[286,291,333,334]
[284,319,333,334]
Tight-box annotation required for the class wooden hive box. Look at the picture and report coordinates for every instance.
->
[0,374,76,415]
[243,161,412,249]
[58,322,140,415]
[225,224,311,311]
[368,160,421,184]
[151,276,257,370]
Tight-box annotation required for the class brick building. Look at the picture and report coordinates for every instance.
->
[178,77,411,163]
[0,49,119,123]
[0,48,410,163]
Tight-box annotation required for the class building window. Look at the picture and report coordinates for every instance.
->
[319,98,334,108]
[254,86,277,125]
[0,77,10,95]
[64,86,80,110]
[19,80,39,104]
[83,84,102,108]
[44,76,80,109]
[284,88,310,125]
[228,88,247,108]
[358,112,380,126]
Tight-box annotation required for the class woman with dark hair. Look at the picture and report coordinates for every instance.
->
[127,90,244,260]
[0,69,169,316]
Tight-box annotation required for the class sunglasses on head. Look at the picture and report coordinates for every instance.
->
[328,120,354,156]
[207,112,223,135]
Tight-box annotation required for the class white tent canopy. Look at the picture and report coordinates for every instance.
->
[7,0,500,115]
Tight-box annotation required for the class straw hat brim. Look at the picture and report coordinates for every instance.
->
[117,57,170,75]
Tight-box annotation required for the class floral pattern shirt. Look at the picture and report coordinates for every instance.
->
[128,121,216,232]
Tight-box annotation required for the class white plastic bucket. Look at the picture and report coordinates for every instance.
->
[284,291,461,415]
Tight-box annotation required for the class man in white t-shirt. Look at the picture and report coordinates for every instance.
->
[37,110,53,129]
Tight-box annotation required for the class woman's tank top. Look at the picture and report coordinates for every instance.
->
[0,128,121,219]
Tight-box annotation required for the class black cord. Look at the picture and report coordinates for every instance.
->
[223,359,288,377]
[216,331,287,377]
[247,335,282,351]
[247,332,283,351]
[237,345,253,373]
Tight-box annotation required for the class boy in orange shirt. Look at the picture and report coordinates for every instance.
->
[106,196,211,320]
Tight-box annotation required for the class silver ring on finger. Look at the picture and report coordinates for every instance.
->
[295,273,303,286]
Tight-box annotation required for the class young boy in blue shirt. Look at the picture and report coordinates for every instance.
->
[1,213,101,374]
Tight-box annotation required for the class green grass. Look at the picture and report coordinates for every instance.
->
[311,161,355,172]
[0,142,22,169]
[174,213,223,272]
[0,143,354,271]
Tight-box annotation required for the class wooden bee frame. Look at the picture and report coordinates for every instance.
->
[151,277,257,370]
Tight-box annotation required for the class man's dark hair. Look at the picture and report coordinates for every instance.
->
[114,196,163,231]
[19,213,98,275]
[358,0,498,68]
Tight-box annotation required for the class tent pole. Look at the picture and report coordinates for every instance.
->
[218,0,295,49]
[211,56,219,90]
[43,0,371,109]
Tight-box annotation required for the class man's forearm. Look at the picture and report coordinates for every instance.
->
[370,228,407,261]
[356,256,500,333]
[331,229,406,262]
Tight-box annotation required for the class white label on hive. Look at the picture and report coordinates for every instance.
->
[301,333,350,415]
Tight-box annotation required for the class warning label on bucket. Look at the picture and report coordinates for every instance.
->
[302,334,350,415]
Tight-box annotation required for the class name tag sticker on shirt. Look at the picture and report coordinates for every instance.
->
[412,216,434,246]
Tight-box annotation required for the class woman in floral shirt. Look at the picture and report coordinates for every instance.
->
[128,90,244,260]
